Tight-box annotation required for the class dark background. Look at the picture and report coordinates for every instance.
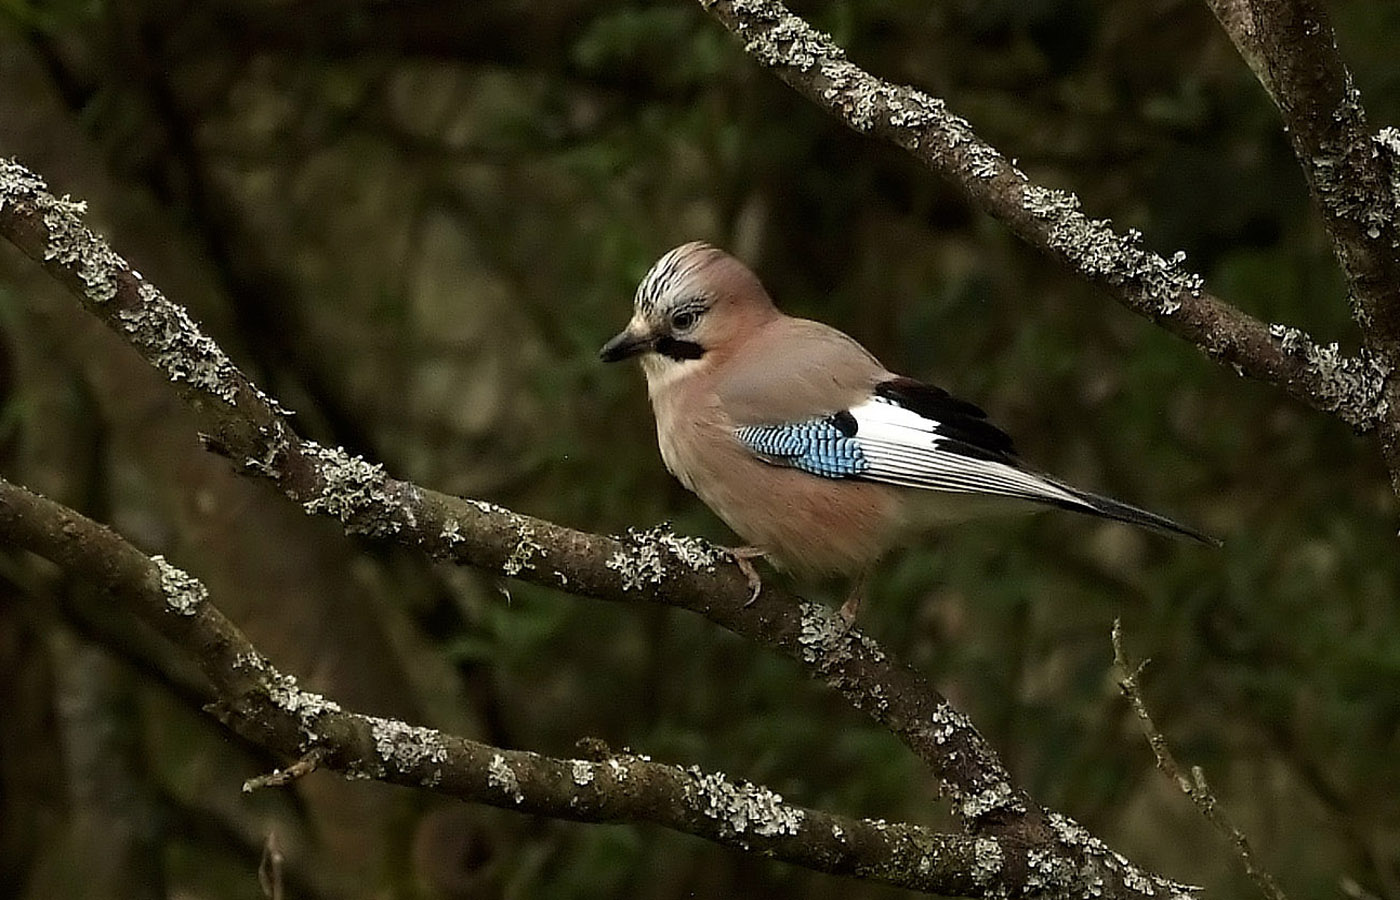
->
[0,1,1397,898]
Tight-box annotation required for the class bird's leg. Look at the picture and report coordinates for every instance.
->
[726,545,766,606]
[838,572,868,626]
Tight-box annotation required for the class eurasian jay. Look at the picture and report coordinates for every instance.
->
[600,242,1214,618]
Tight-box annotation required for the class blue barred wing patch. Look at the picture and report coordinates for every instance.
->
[734,416,869,479]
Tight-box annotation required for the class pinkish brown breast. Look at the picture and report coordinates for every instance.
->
[650,365,905,576]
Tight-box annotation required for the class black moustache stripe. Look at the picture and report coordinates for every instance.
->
[655,337,705,360]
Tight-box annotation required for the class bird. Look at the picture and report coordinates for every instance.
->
[600,241,1216,620]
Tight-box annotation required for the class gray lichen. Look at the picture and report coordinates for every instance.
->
[466,498,511,517]
[717,0,833,73]
[1376,126,1400,246]
[606,545,662,591]
[300,441,401,536]
[488,753,524,803]
[366,716,449,773]
[264,669,343,743]
[241,422,291,476]
[1376,126,1400,157]
[743,12,830,71]
[877,83,997,175]
[117,281,242,403]
[571,760,594,786]
[39,193,124,304]
[1048,811,1199,898]
[958,781,1016,821]
[1024,846,1079,896]
[970,837,1005,886]
[231,651,266,671]
[797,602,847,663]
[605,524,723,591]
[1022,185,1203,314]
[689,766,804,838]
[915,703,1026,823]
[226,645,347,755]
[502,527,545,576]
[1306,73,1395,248]
[924,701,970,747]
[830,64,888,134]
[0,159,252,402]
[0,157,47,203]
[964,139,1006,180]
[152,554,208,616]
[656,530,723,572]
[439,518,465,548]
[453,498,556,577]
[1047,810,1100,851]
[1267,323,1390,427]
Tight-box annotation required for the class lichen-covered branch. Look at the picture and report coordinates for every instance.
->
[1112,621,1287,900]
[0,158,980,801]
[693,0,1390,432]
[1202,0,1400,489]
[0,474,1141,898]
[0,155,1194,896]
[1204,0,1400,342]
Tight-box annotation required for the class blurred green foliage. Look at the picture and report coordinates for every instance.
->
[0,1,1397,898]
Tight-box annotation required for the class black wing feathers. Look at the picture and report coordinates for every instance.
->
[829,409,859,437]
[873,377,1018,464]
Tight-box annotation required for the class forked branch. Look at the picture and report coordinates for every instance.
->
[0,155,1194,897]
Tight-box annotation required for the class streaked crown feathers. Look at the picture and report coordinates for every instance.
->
[634,241,725,315]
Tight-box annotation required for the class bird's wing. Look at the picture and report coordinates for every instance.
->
[733,376,1217,544]
[733,375,1074,501]
[715,317,886,425]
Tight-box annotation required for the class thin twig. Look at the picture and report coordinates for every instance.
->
[243,748,328,793]
[1112,619,1289,900]
[258,830,284,900]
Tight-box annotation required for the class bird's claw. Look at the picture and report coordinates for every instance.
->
[727,546,765,606]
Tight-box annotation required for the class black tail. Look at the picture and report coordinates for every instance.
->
[1050,481,1220,547]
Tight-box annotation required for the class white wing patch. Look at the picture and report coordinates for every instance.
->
[849,397,1083,506]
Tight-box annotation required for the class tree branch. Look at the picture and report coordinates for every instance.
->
[1202,0,1400,488]
[692,0,1390,432]
[0,155,1196,896]
[0,473,1115,898]
[1112,621,1287,900]
[1204,0,1400,343]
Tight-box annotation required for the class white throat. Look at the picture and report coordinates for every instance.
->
[641,353,707,396]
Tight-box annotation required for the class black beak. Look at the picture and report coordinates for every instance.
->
[599,329,651,362]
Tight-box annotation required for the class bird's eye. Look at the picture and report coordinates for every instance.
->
[670,309,700,331]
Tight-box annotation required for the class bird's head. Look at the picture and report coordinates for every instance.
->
[599,242,778,386]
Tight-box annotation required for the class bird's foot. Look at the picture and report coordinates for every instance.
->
[838,592,861,626]
[726,546,766,606]
[837,575,868,627]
